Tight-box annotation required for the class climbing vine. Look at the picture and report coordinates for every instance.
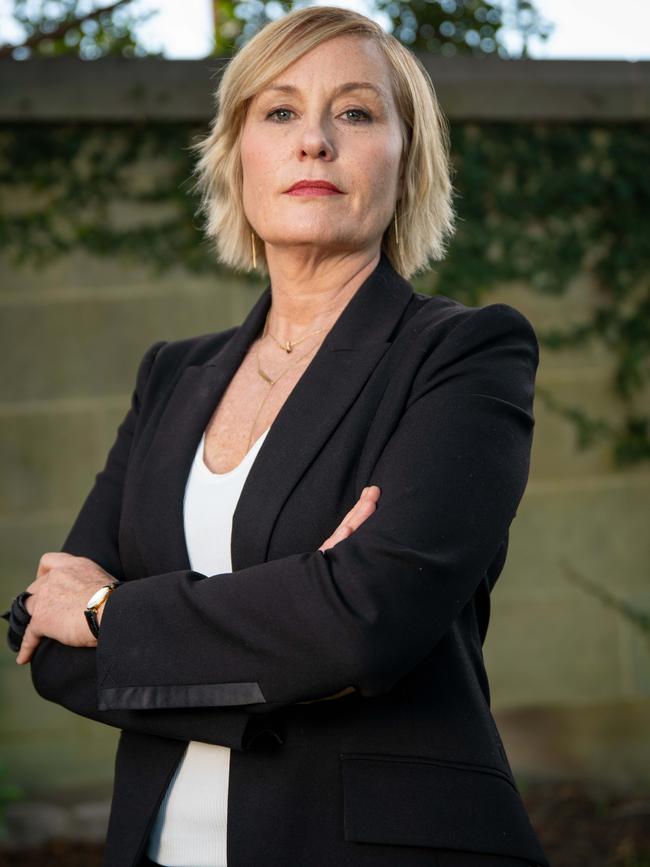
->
[440,121,650,467]
[0,120,648,465]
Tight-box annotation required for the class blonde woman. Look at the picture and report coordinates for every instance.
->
[9,6,548,866]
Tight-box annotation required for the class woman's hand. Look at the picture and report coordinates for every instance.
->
[15,490,380,674]
[16,552,117,666]
[318,485,381,553]
[300,485,380,705]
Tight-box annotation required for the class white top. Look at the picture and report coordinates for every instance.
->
[146,426,271,867]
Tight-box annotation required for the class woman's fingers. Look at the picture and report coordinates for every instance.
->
[36,551,75,579]
[13,556,114,660]
[15,622,41,666]
[296,685,356,704]
[319,485,381,553]
[340,485,381,529]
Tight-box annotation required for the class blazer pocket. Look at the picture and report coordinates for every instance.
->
[340,752,548,866]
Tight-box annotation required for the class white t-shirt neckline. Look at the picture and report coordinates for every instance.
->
[196,426,271,481]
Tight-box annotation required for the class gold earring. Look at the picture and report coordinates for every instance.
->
[251,230,257,269]
[394,209,400,247]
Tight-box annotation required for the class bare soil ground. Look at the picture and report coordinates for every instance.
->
[523,779,650,867]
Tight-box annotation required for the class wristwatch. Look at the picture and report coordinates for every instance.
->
[84,582,120,639]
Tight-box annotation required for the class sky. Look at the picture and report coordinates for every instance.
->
[0,0,648,61]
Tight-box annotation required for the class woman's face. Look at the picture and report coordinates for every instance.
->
[240,34,405,264]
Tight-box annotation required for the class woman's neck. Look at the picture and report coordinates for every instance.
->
[263,247,380,342]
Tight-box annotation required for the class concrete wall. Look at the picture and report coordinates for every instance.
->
[481,275,650,788]
[1,57,648,839]
[1,254,265,805]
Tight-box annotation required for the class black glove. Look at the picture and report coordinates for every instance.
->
[2,591,33,653]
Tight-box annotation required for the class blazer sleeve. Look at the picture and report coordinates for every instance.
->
[85,302,539,714]
[28,340,285,750]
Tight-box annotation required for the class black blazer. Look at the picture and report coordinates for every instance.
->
[28,251,549,867]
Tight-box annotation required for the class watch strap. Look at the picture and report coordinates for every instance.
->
[84,582,120,639]
[84,607,101,639]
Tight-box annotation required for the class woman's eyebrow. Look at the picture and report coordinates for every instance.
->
[259,81,388,103]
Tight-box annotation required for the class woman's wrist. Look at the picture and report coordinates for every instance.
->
[94,584,118,629]
[84,580,120,640]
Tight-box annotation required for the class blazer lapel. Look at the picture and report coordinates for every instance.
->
[133,252,414,577]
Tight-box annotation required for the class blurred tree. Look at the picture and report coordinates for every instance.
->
[210,0,295,55]
[210,0,554,57]
[374,0,554,57]
[0,0,554,60]
[503,0,554,58]
[0,0,161,59]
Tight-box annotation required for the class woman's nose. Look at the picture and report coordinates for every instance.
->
[298,118,335,160]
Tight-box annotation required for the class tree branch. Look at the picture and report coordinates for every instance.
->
[0,0,133,59]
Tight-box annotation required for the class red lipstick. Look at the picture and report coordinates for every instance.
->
[285,179,344,196]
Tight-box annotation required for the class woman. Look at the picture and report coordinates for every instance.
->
[5,6,549,867]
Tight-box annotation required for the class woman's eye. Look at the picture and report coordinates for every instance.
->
[267,108,294,122]
[265,107,372,123]
[342,108,372,123]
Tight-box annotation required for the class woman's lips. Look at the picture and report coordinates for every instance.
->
[286,187,342,196]
[284,180,344,196]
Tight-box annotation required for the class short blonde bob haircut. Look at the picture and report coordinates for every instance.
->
[191,5,456,279]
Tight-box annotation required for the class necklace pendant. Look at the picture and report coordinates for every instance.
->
[285,341,293,353]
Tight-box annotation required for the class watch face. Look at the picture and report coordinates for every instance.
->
[86,586,110,609]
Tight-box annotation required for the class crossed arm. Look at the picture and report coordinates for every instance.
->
[7,303,539,750]
[10,474,377,748]
[15,487,381,667]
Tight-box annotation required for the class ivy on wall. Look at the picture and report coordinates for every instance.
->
[440,121,650,468]
[0,121,648,465]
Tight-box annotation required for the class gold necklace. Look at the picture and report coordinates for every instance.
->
[263,310,326,354]
[247,340,320,450]
[247,309,335,450]
[255,337,319,387]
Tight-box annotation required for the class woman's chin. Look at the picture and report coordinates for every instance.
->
[264,233,361,254]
